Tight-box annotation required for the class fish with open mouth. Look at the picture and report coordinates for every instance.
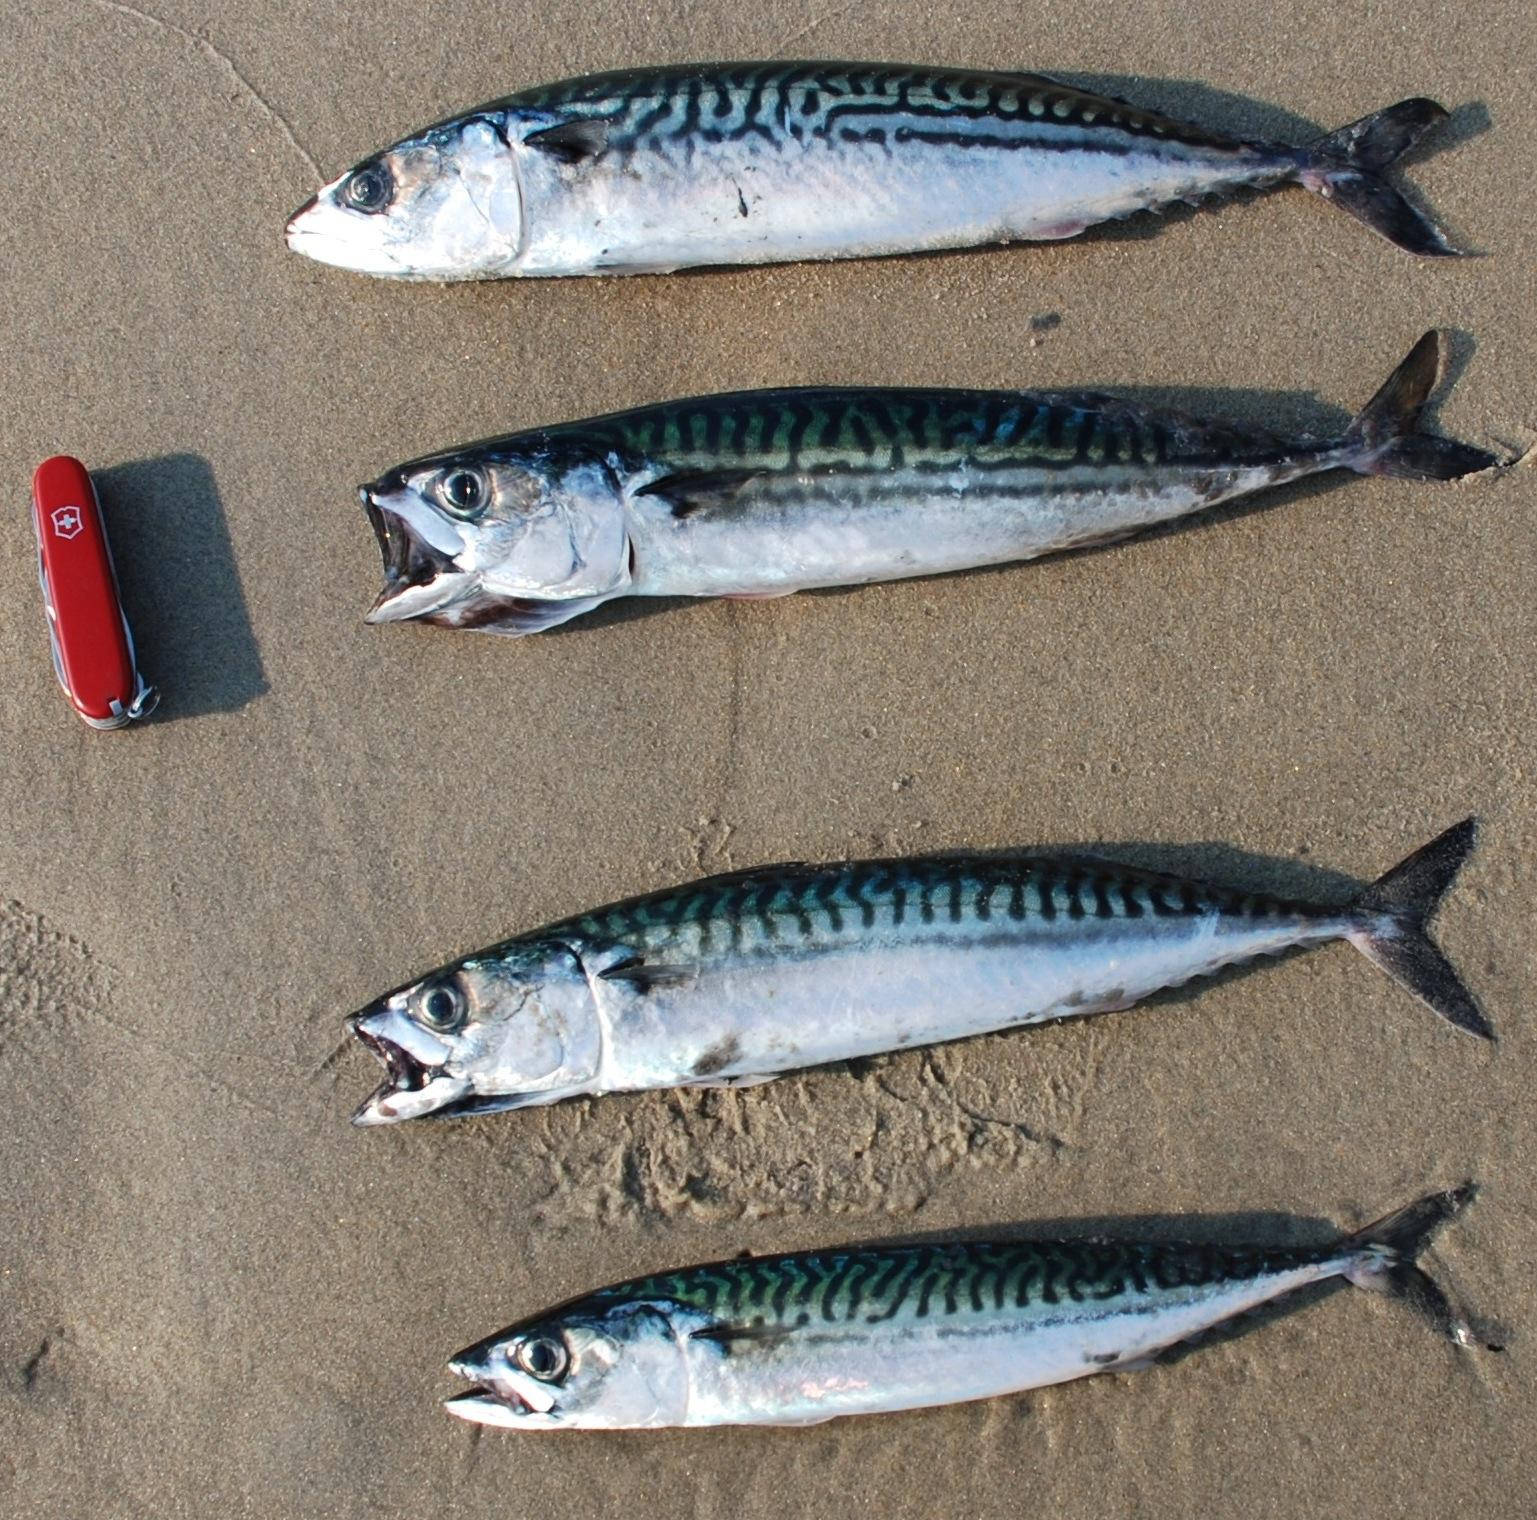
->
[284,61,1467,280]
[444,1185,1486,1429]
[355,332,1495,636]
[347,818,1488,1127]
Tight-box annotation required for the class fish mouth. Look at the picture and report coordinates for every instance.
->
[347,1009,471,1126]
[363,492,450,595]
[347,1009,541,1125]
[284,188,413,277]
[443,1388,546,1429]
[357,488,475,625]
[284,193,320,245]
[445,1351,559,1427]
[351,1018,430,1096]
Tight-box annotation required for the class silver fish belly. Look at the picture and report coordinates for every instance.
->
[346,820,1487,1125]
[445,1187,1482,1429]
[357,333,1497,638]
[285,64,1464,280]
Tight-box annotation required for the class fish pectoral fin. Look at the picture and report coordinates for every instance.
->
[634,468,765,519]
[1032,219,1091,241]
[749,1409,842,1426]
[689,1322,798,1354]
[687,1072,778,1090]
[1086,1348,1163,1372]
[523,117,612,164]
[597,957,696,993]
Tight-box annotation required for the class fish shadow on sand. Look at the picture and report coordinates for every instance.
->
[841,1205,1336,1257]
[96,455,267,721]
[544,339,1484,641]
[1000,838,1364,906]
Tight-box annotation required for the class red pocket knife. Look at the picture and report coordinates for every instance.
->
[31,456,158,729]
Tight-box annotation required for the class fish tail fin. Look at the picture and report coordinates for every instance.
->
[1345,817,1492,1039]
[1341,1185,1487,1348]
[1337,332,1498,482]
[1298,99,1460,255]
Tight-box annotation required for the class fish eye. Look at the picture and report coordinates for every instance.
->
[415,980,466,1032]
[343,163,393,214]
[437,467,488,518]
[516,1335,568,1381]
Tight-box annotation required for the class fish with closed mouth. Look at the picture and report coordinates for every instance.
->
[347,818,1488,1127]
[444,1185,1487,1429]
[284,62,1467,280]
[355,331,1496,637]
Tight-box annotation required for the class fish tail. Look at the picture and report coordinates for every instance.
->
[1341,1185,1487,1348]
[1297,99,1460,255]
[1345,817,1492,1039]
[1337,332,1498,482]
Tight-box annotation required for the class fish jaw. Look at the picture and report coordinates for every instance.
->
[346,942,609,1123]
[443,1390,559,1429]
[444,1305,690,1429]
[359,484,480,625]
[358,444,633,633]
[347,1007,472,1126]
[445,1348,562,1429]
[285,185,418,279]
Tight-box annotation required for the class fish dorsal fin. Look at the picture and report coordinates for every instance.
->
[634,468,764,519]
[524,118,612,164]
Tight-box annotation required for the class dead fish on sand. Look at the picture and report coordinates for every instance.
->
[286,62,1468,279]
[445,1185,1488,1429]
[355,331,1495,637]
[348,818,1488,1126]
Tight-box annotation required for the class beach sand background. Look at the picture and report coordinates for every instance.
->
[2,1,1533,1514]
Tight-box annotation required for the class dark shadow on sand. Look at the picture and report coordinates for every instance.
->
[840,1203,1339,1256]
[96,455,267,722]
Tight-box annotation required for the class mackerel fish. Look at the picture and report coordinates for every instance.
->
[446,1186,1485,1429]
[357,331,1495,636]
[283,62,1466,279]
[347,819,1488,1126]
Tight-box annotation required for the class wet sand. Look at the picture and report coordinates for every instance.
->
[1,2,1533,1514]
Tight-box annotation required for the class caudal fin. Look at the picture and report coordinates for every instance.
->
[1299,99,1460,255]
[1348,817,1492,1039]
[1342,1185,1486,1348]
[1339,333,1498,483]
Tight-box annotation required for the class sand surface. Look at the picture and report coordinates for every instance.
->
[2,2,1534,1515]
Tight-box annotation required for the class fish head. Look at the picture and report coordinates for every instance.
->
[284,114,522,280]
[445,1301,688,1430]
[359,441,630,632]
[348,940,602,1125]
